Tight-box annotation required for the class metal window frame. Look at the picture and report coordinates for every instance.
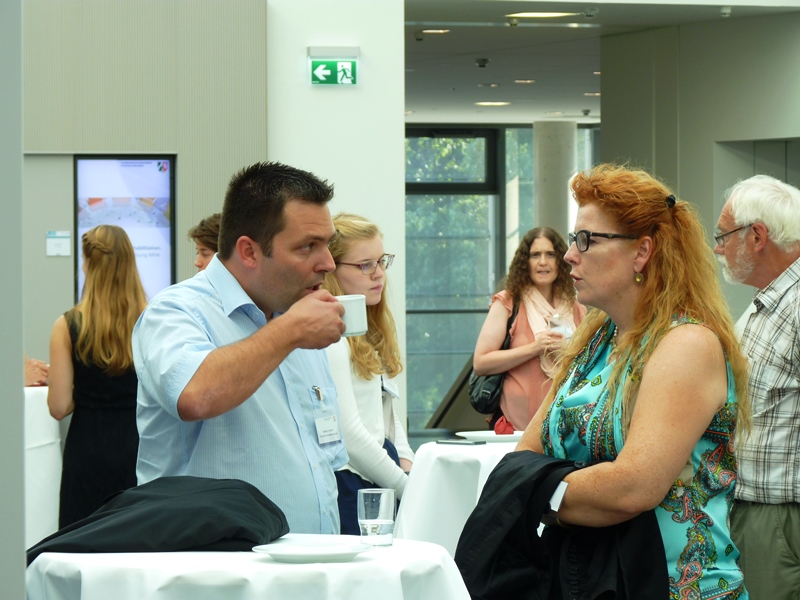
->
[404,123,600,431]
[405,126,505,297]
[406,127,500,195]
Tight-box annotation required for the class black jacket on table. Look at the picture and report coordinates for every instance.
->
[27,476,289,566]
[454,451,669,600]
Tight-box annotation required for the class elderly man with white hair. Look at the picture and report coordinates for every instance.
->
[714,174,800,600]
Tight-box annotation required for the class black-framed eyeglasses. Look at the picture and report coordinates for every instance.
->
[714,224,751,247]
[568,230,639,253]
[337,253,395,275]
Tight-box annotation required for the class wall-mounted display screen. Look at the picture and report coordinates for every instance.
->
[74,156,176,302]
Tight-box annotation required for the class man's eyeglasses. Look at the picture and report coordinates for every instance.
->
[337,253,395,275]
[568,230,638,253]
[714,224,751,247]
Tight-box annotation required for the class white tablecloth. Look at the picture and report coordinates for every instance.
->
[394,440,516,556]
[24,386,62,547]
[26,537,470,600]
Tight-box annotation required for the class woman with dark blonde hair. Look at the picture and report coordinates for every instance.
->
[323,213,413,535]
[517,164,751,597]
[48,225,147,527]
[473,227,586,431]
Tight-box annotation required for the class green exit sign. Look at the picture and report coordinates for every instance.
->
[310,59,357,85]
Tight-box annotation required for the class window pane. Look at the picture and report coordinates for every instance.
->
[505,127,534,266]
[405,191,498,433]
[405,137,487,183]
[405,312,487,431]
[406,194,497,311]
[577,127,596,172]
[573,127,599,227]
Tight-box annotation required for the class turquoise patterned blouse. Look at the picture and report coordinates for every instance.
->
[541,317,747,600]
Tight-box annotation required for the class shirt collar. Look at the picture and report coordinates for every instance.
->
[203,255,263,319]
[753,255,800,313]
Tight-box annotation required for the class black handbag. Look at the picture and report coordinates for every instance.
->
[468,303,519,414]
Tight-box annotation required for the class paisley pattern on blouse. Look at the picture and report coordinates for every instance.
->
[542,316,748,600]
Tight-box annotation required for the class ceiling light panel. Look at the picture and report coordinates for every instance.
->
[505,12,580,18]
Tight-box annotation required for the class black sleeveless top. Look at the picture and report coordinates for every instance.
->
[65,309,138,409]
[57,309,139,529]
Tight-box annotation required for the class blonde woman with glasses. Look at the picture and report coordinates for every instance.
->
[323,213,413,535]
[47,225,147,528]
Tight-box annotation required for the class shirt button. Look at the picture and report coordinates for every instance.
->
[314,464,318,470]
[323,509,328,514]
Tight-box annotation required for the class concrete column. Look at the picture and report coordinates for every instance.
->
[534,121,577,237]
[1,0,26,592]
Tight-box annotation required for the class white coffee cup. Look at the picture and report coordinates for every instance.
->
[337,294,368,337]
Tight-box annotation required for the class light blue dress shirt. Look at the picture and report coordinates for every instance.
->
[133,256,348,534]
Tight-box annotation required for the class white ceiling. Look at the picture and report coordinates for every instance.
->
[404,0,800,124]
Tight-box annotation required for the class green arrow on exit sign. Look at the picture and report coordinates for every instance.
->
[311,59,357,85]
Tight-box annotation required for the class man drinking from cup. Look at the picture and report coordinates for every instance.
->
[133,161,349,534]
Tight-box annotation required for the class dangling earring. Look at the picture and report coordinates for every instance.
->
[634,271,644,284]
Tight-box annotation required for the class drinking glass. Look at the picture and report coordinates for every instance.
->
[357,488,395,546]
[547,314,573,339]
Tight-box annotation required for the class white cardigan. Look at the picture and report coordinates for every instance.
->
[326,338,414,498]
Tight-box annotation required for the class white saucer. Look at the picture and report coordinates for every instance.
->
[455,430,523,443]
[253,534,372,564]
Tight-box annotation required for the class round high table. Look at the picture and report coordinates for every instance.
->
[26,536,470,600]
[394,440,517,556]
[24,386,62,548]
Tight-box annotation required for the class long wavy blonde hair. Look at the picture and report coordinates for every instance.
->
[324,213,403,380]
[547,164,750,435]
[76,225,147,375]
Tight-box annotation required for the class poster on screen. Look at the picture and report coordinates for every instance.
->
[74,156,176,302]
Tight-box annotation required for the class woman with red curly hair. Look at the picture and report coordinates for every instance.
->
[473,226,586,432]
[518,164,751,597]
